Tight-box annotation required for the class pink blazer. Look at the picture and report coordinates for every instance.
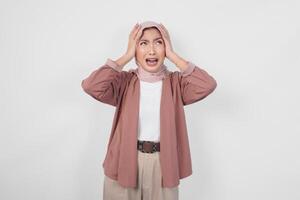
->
[81,58,217,188]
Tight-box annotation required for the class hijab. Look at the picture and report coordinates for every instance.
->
[133,21,169,83]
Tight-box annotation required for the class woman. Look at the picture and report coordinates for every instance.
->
[81,21,217,200]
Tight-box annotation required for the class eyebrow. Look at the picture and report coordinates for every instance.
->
[139,37,163,42]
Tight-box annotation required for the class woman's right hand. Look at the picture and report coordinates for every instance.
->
[114,23,142,67]
[125,23,142,60]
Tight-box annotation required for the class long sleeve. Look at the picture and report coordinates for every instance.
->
[177,61,217,106]
[81,58,130,107]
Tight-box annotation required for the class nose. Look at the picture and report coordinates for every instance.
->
[149,44,155,55]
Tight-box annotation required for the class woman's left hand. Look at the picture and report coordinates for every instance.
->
[158,23,189,71]
[158,23,176,60]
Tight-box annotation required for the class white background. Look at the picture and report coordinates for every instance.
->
[1,0,299,200]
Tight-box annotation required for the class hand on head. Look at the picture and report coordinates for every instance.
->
[124,22,175,67]
[125,22,174,58]
[125,23,143,60]
[157,23,174,59]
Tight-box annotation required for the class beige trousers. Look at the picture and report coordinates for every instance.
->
[103,150,179,200]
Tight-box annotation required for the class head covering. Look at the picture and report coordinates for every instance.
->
[133,21,169,83]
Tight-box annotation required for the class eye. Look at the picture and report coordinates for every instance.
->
[157,40,163,44]
[140,41,147,45]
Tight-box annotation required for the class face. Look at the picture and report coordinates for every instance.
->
[135,27,166,73]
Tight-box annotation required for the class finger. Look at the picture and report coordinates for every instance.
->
[130,24,140,35]
[159,30,169,43]
[159,24,169,37]
[160,23,168,32]
[133,25,143,40]
[133,26,141,40]
[157,25,167,37]
[158,25,172,48]
[159,24,170,37]
[135,24,141,33]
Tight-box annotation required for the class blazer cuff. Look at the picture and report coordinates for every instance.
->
[180,61,196,77]
[105,58,123,72]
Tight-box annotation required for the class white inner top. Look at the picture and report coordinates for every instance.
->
[137,79,162,142]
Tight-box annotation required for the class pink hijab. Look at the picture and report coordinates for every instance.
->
[133,21,169,83]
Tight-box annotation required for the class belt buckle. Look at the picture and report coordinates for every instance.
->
[138,141,154,153]
[143,141,153,153]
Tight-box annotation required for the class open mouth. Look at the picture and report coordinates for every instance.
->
[145,58,159,66]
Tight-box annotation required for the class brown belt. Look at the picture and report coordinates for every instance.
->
[137,140,160,153]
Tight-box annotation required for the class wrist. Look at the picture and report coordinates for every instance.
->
[168,51,178,63]
[169,52,189,71]
[115,54,131,68]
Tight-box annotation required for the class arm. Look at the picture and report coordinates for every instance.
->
[156,23,217,105]
[81,23,142,106]
[167,52,217,106]
[81,58,130,107]
[178,61,217,106]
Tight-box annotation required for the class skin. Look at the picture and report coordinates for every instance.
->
[114,23,189,72]
[135,27,166,73]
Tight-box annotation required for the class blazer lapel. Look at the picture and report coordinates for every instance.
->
[118,75,140,187]
[159,73,180,187]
